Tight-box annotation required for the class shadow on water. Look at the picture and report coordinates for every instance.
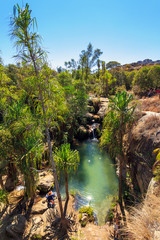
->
[60,139,118,225]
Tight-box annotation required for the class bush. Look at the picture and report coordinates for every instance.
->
[0,189,8,204]
[79,206,93,217]
[106,209,114,223]
[81,220,87,227]
[31,234,42,240]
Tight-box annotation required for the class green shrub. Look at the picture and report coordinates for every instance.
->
[79,213,82,221]
[81,220,87,227]
[106,209,114,223]
[70,189,77,197]
[31,234,42,240]
[79,206,93,217]
[0,190,8,204]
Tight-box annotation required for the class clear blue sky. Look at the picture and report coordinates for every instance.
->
[0,0,160,69]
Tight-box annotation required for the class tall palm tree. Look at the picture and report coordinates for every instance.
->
[54,143,80,216]
[10,3,65,223]
[100,91,136,203]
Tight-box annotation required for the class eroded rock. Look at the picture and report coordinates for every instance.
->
[32,198,48,214]
[37,171,54,193]
[6,214,26,239]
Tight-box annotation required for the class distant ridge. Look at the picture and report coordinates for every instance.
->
[120,59,160,71]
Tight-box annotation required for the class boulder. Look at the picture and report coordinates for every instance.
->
[30,208,56,239]
[37,171,54,193]
[97,100,108,118]
[125,113,160,193]
[77,126,89,140]
[32,198,48,214]
[85,113,94,123]
[5,177,15,191]
[6,214,26,239]
[0,202,6,213]
[30,216,44,239]
[81,213,88,222]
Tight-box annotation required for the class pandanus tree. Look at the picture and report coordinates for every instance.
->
[79,43,103,81]
[10,3,66,226]
[100,91,136,203]
[54,143,80,216]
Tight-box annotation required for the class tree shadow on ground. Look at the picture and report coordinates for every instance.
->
[44,210,78,240]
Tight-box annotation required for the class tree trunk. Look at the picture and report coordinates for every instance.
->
[119,154,123,205]
[45,117,64,220]
[28,44,65,221]
[64,167,69,217]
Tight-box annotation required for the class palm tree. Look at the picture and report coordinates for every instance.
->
[10,3,65,224]
[100,91,136,203]
[54,143,80,216]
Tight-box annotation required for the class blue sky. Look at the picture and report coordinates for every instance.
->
[0,0,160,69]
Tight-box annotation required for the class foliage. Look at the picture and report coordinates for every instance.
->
[79,43,102,81]
[106,61,121,69]
[31,234,42,240]
[133,66,151,91]
[0,189,8,204]
[153,148,160,182]
[100,91,136,201]
[54,143,80,173]
[10,3,46,65]
[106,208,114,223]
[79,206,93,217]
[148,65,160,88]
[100,91,136,156]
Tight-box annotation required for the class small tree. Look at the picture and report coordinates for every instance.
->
[100,91,136,203]
[54,143,80,216]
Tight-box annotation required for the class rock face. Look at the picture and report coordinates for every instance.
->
[77,125,89,140]
[76,96,108,141]
[37,171,54,193]
[6,214,26,239]
[30,208,56,239]
[31,198,48,214]
[97,97,109,118]
[125,113,160,193]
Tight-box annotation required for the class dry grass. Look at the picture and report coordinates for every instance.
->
[125,191,160,240]
[140,95,160,113]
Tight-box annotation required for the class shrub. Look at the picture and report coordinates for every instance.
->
[0,189,8,204]
[79,206,93,217]
[81,220,87,227]
[31,234,42,240]
[106,208,114,223]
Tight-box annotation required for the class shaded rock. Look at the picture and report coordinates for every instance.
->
[30,216,44,239]
[6,214,26,239]
[87,105,95,114]
[37,171,54,193]
[30,208,56,239]
[0,202,5,212]
[81,213,88,222]
[32,198,48,214]
[93,115,101,123]
[97,98,109,118]
[85,113,94,123]
[77,126,89,140]
[5,177,15,191]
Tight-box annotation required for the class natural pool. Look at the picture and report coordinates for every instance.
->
[60,139,118,225]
